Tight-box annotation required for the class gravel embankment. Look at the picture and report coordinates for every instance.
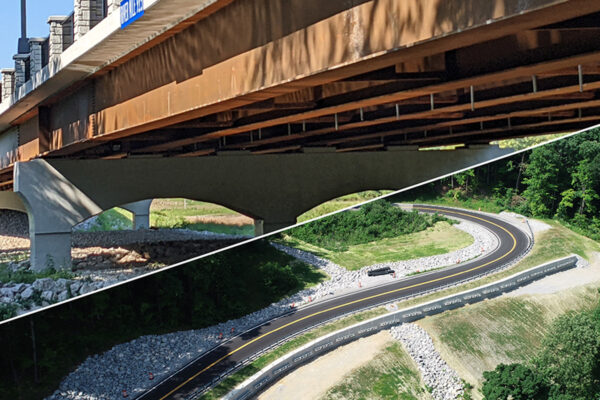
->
[390,324,464,400]
[0,210,248,316]
[46,290,318,399]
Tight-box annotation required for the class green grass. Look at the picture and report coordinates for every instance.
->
[150,199,254,234]
[152,199,240,216]
[289,201,453,252]
[279,221,473,270]
[419,283,600,398]
[199,307,388,400]
[153,219,254,236]
[298,191,393,222]
[80,199,255,234]
[322,341,432,400]
[87,208,132,231]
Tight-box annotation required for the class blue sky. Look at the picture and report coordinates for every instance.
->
[0,0,74,70]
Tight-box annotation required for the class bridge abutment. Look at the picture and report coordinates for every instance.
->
[11,145,510,271]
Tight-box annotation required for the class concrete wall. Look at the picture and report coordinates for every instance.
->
[225,255,579,400]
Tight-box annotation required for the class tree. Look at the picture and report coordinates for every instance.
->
[482,363,548,400]
[535,311,600,400]
[522,145,562,217]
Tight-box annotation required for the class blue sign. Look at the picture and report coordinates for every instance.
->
[120,0,144,28]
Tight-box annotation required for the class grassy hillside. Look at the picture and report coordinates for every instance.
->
[419,282,600,399]
[297,191,393,222]
[321,340,433,400]
[279,221,473,270]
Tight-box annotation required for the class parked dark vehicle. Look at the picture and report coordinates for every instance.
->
[367,267,394,277]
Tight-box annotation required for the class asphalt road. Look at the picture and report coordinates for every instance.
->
[139,205,530,400]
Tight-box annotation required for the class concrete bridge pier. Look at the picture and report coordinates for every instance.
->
[254,219,298,237]
[13,160,103,270]
[10,145,511,271]
[122,200,153,230]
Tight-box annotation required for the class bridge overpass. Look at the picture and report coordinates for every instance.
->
[1,0,600,270]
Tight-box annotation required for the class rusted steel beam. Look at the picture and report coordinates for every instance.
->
[336,143,384,153]
[135,52,600,154]
[177,148,216,157]
[324,97,600,145]
[199,77,600,152]
[45,0,600,157]
[404,115,600,145]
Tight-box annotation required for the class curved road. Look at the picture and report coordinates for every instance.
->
[140,205,530,400]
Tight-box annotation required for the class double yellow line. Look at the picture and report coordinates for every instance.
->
[158,206,518,399]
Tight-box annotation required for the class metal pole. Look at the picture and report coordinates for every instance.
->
[21,0,27,38]
[18,0,29,53]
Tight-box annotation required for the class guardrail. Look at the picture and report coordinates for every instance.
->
[180,212,535,400]
[224,254,578,400]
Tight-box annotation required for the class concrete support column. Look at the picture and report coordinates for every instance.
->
[122,200,153,230]
[74,0,105,40]
[28,38,45,79]
[13,54,28,88]
[14,160,102,271]
[31,233,72,270]
[1,69,15,103]
[254,219,298,236]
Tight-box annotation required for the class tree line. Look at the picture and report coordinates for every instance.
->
[394,129,600,241]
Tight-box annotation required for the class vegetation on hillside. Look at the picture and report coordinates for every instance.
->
[0,241,325,399]
[297,190,393,222]
[288,201,451,251]
[482,291,600,400]
[393,129,600,241]
[280,221,473,270]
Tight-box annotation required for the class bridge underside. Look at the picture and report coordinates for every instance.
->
[8,145,509,270]
[1,0,600,192]
[1,0,599,269]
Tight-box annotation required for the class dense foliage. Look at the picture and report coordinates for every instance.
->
[482,363,548,400]
[0,241,324,399]
[289,200,450,251]
[393,129,600,241]
[482,291,600,400]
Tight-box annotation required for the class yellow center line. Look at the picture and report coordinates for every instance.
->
[159,206,518,399]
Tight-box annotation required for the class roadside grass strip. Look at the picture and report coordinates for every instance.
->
[203,254,578,400]
[322,340,433,400]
